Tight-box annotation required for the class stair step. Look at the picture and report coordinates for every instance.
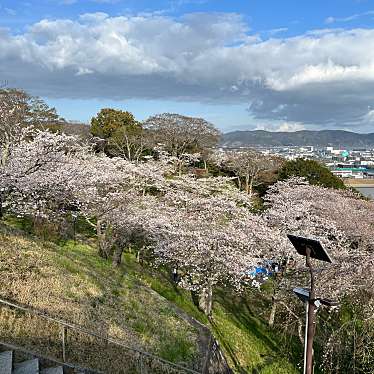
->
[40,367,64,374]
[0,351,12,374]
[13,359,39,374]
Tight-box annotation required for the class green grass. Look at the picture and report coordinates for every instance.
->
[121,252,209,325]
[119,254,301,373]
[211,290,300,373]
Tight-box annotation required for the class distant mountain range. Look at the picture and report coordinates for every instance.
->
[221,130,374,148]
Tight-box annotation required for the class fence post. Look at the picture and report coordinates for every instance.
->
[61,326,67,362]
[140,353,143,374]
[202,334,212,374]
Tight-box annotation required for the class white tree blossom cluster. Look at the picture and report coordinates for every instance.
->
[0,124,372,317]
[264,177,374,300]
[122,175,287,314]
[210,149,282,196]
[0,127,174,252]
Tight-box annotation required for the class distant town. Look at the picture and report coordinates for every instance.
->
[220,144,374,198]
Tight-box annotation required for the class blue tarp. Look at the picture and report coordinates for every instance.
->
[247,266,272,277]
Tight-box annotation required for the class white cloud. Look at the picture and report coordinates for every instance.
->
[266,60,368,91]
[4,8,17,16]
[277,122,305,132]
[76,67,94,76]
[325,10,374,24]
[2,12,374,130]
[266,27,288,36]
[363,109,374,123]
[325,17,336,24]
[255,122,305,132]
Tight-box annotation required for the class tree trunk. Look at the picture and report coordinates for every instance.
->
[237,176,241,190]
[277,301,305,344]
[136,246,144,264]
[0,193,3,219]
[112,245,123,267]
[249,178,254,198]
[97,219,109,259]
[1,141,10,169]
[199,282,213,316]
[268,300,277,327]
[191,290,200,307]
[58,217,70,241]
[178,160,183,176]
[245,174,250,194]
[126,136,132,161]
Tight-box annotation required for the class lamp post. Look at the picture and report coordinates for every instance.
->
[293,287,311,374]
[287,235,333,374]
[293,287,338,374]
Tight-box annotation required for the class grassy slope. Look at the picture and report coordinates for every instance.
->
[144,271,300,373]
[0,220,300,373]
[0,222,199,372]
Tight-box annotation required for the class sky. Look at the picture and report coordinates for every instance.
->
[1,1,374,133]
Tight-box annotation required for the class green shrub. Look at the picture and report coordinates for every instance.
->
[279,159,346,189]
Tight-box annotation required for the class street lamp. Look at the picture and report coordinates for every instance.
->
[293,287,338,308]
[287,235,333,374]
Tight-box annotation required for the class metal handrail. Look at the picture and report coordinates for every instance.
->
[0,340,102,373]
[0,296,201,374]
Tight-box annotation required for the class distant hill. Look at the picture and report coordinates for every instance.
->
[221,130,374,148]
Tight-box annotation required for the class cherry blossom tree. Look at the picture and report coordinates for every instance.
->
[76,156,172,260]
[211,150,282,197]
[0,129,89,223]
[264,176,374,258]
[0,126,175,262]
[143,113,221,175]
[263,177,374,339]
[0,89,62,164]
[143,113,221,157]
[124,175,281,315]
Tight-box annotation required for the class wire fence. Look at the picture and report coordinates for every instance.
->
[0,297,201,374]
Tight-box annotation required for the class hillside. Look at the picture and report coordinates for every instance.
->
[221,130,374,148]
[0,219,299,373]
[0,221,202,372]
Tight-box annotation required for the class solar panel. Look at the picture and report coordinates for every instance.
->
[287,234,333,263]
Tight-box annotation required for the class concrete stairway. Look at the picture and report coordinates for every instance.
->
[0,351,64,374]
